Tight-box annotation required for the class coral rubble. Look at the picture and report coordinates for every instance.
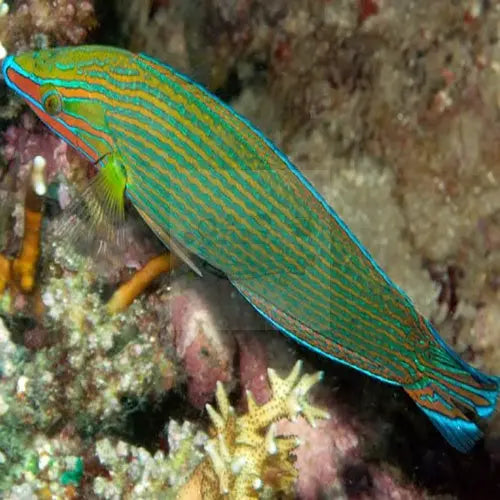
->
[92,421,207,499]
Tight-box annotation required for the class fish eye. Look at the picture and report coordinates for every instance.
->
[40,85,62,116]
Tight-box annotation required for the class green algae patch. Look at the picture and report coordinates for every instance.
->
[60,457,84,486]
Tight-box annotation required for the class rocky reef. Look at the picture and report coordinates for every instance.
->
[1,0,500,498]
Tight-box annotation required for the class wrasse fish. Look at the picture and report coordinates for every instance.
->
[2,45,498,452]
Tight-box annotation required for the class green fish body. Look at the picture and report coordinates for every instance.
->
[3,45,498,452]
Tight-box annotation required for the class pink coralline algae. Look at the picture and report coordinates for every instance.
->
[3,113,72,186]
[277,413,352,499]
[276,392,427,499]
[236,332,272,405]
[171,284,236,409]
[168,273,269,410]
[368,467,425,500]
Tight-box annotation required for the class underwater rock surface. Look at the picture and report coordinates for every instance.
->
[0,0,499,497]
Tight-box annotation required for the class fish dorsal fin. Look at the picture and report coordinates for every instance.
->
[53,152,128,259]
[134,205,203,277]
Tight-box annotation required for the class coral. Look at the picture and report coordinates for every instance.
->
[0,1,9,58]
[39,266,176,423]
[178,360,330,499]
[107,253,173,313]
[231,331,433,498]
[2,114,75,192]
[1,173,43,294]
[1,113,164,305]
[277,413,354,499]
[92,420,207,499]
[236,332,272,406]
[276,407,426,499]
[10,185,42,293]
[113,0,191,75]
[0,0,95,54]
[170,277,237,409]
[0,317,26,487]
[0,155,44,322]
[0,266,178,493]
[2,431,84,499]
[0,112,85,263]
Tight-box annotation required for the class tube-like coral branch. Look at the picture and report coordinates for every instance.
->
[106,252,173,313]
[1,158,44,296]
[11,185,43,293]
[0,254,11,293]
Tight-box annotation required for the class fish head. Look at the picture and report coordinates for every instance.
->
[1,46,132,163]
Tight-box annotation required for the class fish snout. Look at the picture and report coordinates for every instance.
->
[2,54,15,85]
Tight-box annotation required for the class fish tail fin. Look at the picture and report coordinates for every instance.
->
[404,337,499,452]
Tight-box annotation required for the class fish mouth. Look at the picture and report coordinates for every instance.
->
[2,54,15,87]
[0,54,42,110]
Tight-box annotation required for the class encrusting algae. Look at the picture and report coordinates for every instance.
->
[178,360,330,499]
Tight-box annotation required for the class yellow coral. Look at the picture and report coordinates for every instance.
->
[177,360,330,499]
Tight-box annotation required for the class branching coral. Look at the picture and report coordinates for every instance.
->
[178,360,330,499]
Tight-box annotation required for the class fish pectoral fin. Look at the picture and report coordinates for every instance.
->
[52,151,128,258]
[134,205,203,277]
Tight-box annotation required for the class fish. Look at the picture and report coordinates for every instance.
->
[2,45,498,452]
